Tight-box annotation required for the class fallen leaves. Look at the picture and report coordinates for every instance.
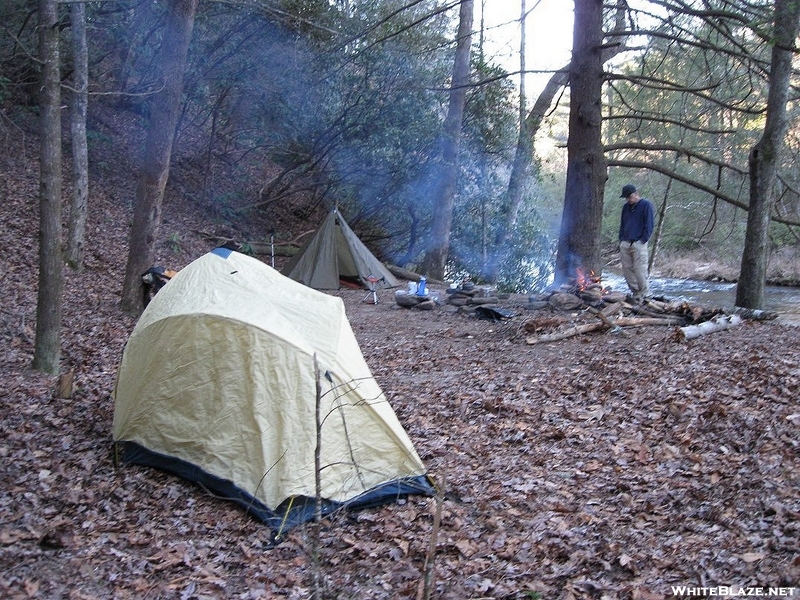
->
[1,151,798,598]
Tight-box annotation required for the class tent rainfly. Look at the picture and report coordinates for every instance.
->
[281,209,399,290]
[112,248,433,538]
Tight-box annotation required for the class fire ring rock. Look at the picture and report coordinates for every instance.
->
[395,293,424,308]
[548,292,584,311]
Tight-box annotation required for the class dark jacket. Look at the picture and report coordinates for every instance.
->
[619,198,654,243]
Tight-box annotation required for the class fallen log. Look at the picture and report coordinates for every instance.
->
[678,314,742,340]
[384,265,448,287]
[587,306,621,331]
[526,315,686,344]
[614,316,686,327]
[600,303,623,318]
[731,306,779,321]
[602,291,627,304]
[589,307,684,329]
[526,322,605,344]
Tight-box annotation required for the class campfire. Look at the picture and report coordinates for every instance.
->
[391,268,778,344]
[536,268,621,311]
[574,267,601,291]
[524,268,778,343]
[562,268,612,306]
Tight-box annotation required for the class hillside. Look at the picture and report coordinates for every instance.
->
[1,113,798,599]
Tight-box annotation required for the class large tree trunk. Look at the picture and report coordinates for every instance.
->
[33,0,63,375]
[120,0,199,314]
[736,0,800,309]
[554,0,606,285]
[421,0,473,281]
[66,1,89,271]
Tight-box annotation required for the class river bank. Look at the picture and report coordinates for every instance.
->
[647,247,800,287]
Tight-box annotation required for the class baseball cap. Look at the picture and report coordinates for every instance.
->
[620,184,637,198]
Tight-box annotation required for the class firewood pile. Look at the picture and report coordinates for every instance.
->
[523,276,779,344]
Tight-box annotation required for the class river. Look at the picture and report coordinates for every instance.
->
[601,274,800,327]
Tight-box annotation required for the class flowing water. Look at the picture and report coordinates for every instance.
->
[601,274,800,327]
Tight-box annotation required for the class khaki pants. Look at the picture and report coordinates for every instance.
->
[619,240,650,298]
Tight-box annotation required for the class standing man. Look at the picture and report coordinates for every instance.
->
[618,184,655,302]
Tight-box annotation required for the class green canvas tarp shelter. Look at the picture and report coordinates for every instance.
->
[281,209,399,290]
[113,248,433,537]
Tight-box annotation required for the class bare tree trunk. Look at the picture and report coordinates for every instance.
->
[483,0,538,283]
[555,0,606,284]
[649,175,673,272]
[736,0,800,309]
[421,0,473,281]
[33,0,63,375]
[66,1,89,271]
[120,0,199,315]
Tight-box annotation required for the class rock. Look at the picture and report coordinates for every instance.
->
[579,289,603,306]
[548,292,584,311]
[469,296,500,305]
[395,293,424,307]
[602,291,627,304]
[447,297,469,307]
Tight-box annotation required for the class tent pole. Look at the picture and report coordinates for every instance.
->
[269,229,275,268]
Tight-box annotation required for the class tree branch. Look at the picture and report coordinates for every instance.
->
[607,158,800,226]
[604,142,748,175]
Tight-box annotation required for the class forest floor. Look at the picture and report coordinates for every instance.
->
[1,137,799,600]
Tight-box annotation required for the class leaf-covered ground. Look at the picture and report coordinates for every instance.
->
[1,149,798,599]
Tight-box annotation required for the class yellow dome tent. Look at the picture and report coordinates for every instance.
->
[113,248,432,538]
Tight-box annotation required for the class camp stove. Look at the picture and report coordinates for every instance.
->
[363,275,385,304]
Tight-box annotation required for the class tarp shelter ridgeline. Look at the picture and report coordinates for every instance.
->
[113,248,433,537]
[281,209,399,290]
